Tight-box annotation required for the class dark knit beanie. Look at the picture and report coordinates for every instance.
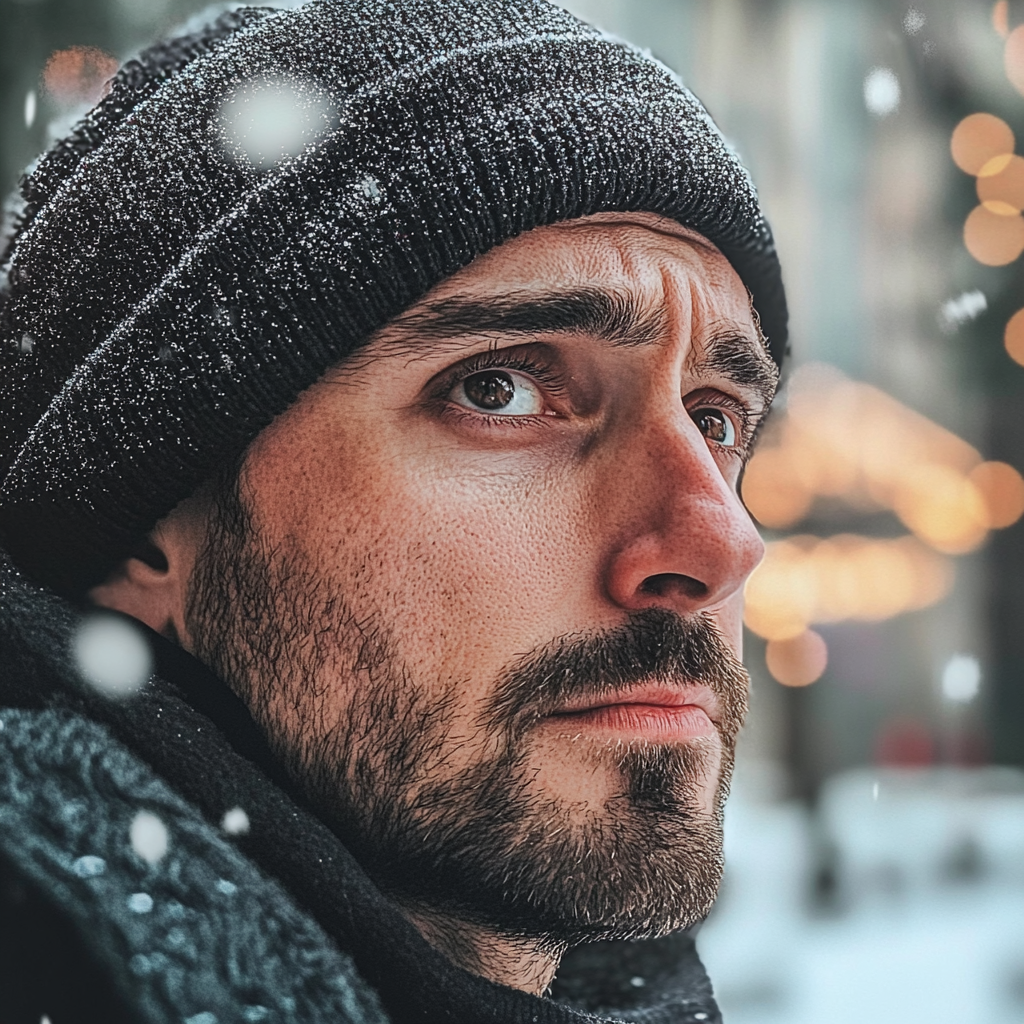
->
[0,0,788,598]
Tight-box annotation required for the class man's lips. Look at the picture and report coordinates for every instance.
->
[542,684,720,742]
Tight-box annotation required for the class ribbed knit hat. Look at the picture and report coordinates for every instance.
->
[0,0,787,598]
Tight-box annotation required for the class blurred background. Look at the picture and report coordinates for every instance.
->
[3,0,1024,1020]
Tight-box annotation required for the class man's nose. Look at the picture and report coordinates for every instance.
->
[601,411,765,616]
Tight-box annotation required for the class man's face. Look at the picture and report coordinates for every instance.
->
[186,213,777,945]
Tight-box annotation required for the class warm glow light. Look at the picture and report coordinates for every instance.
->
[43,46,118,106]
[978,154,1024,213]
[893,464,989,553]
[969,460,1024,528]
[951,113,1014,176]
[995,0,1010,39]
[741,448,813,528]
[1005,308,1024,365]
[766,629,828,687]
[964,204,1024,265]
[1006,26,1024,96]
[744,535,954,638]
[743,538,817,641]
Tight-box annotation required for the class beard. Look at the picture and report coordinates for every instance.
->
[186,470,750,948]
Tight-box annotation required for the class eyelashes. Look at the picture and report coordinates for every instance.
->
[437,348,568,401]
[429,345,758,452]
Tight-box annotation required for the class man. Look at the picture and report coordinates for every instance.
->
[0,1,786,1021]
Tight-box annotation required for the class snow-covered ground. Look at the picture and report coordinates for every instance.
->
[699,764,1024,1024]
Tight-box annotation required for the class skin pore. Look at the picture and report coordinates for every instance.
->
[90,212,778,996]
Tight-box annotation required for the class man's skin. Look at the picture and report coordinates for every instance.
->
[91,211,778,996]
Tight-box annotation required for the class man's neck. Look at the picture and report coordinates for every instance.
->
[403,907,564,996]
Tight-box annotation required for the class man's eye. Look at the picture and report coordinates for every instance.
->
[452,369,545,416]
[692,407,738,447]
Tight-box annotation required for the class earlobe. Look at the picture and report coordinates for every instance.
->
[87,519,197,642]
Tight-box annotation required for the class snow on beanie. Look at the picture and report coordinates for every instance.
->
[0,0,788,598]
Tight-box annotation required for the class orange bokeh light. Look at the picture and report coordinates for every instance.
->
[741,448,812,529]
[744,535,954,639]
[42,46,117,106]
[1005,308,1024,365]
[978,154,1024,213]
[995,1,1010,39]
[969,460,1024,528]
[951,113,1014,176]
[893,464,989,554]
[964,204,1024,265]
[766,629,828,688]
[1006,25,1024,96]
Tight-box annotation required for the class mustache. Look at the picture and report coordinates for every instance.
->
[485,608,750,741]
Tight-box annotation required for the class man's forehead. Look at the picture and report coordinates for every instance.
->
[432,212,734,293]
[376,216,774,372]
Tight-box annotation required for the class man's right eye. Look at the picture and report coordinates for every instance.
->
[451,369,547,416]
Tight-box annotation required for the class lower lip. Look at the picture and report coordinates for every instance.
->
[547,703,716,742]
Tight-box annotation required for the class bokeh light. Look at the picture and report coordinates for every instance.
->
[963,204,1024,266]
[941,654,982,703]
[42,46,118,106]
[892,464,989,554]
[1004,307,1024,365]
[766,629,828,687]
[950,113,1014,176]
[1005,25,1024,97]
[977,154,1024,214]
[740,448,812,529]
[994,0,1010,39]
[863,67,900,117]
[744,364,991,541]
[969,460,1024,528]
[744,535,954,640]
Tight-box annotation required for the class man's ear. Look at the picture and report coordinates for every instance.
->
[88,495,210,643]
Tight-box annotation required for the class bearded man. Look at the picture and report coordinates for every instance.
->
[0,1,786,1021]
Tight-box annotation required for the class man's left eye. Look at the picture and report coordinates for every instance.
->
[451,369,545,416]
[692,407,738,447]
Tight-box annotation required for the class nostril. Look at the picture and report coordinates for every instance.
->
[639,573,708,600]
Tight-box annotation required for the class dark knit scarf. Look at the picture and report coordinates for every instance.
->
[0,553,721,1024]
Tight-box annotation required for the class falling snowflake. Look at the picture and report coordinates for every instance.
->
[939,290,987,331]
[221,806,250,835]
[864,67,900,117]
[217,75,338,171]
[130,810,169,864]
[902,8,925,35]
[72,614,152,698]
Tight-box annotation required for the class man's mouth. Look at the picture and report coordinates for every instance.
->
[543,684,720,742]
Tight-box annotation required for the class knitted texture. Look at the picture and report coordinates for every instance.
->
[0,0,788,595]
[0,708,389,1024]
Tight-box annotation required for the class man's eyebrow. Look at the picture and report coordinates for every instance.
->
[695,325,780,409]
[381,287,669,353]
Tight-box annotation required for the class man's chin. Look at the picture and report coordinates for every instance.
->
[356,740,728,946]
[528,732,726,817]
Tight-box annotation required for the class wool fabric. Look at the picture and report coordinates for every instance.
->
[0,0,787,596]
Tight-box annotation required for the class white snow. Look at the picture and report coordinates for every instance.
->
[940,290,987,331]
[72,614,151,698]
[217,76,338,170]
[221,806,250,835]
[864,67,900,117]
[942,654,982,703]
[130,810,169,864]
